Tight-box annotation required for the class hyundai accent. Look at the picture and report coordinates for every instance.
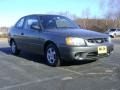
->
[8,14,114,66]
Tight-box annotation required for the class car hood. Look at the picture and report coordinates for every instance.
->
[46,28,108,39]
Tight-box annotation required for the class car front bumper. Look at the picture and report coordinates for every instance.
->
[59,43,114,61]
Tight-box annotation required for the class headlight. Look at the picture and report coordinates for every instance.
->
[66,37,86,46]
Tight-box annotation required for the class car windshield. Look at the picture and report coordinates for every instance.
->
[109,29,116,32]
[40,15,79,29]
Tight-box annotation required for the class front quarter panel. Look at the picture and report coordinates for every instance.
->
[42,31,66,47]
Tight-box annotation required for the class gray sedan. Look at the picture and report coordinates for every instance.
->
[8,14,113,66]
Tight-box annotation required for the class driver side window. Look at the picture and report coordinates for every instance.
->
[24,16,39,30]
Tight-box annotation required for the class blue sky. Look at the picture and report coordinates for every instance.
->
[0,0,103,26]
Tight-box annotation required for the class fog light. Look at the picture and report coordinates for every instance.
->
[75,53,84,60]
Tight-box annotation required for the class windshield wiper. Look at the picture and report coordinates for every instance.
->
[57,27,76,29]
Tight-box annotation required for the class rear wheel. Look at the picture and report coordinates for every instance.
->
[11,41,20,55]
[45,44,61,67]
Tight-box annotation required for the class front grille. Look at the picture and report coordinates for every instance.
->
[87,38,108,44]
[87,52,98,56]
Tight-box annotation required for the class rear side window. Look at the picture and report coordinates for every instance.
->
[15,18,24,28]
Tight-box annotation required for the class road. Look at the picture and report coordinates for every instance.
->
[0,39,120,90]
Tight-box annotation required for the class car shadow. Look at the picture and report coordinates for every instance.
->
[0,47,96,66]
[0,47,11,55]
[61,60,96,67]
[18,51,45,65]
[0,47,45,65]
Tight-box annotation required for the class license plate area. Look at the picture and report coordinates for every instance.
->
[98,46,107,54]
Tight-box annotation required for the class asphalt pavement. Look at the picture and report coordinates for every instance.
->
[0,39,120,90]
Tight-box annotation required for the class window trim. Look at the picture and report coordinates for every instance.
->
[15,17,25,29]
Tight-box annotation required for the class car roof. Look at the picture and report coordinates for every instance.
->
[23,14,64,17]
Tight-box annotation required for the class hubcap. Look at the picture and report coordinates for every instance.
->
[11,42,16,53]
[47,48,56,64]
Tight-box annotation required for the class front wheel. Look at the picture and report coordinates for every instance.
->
[113,33,116,38]
[45,44,61,67]
[11,41,20,55]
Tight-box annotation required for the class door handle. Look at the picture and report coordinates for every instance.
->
[21,33,24,35]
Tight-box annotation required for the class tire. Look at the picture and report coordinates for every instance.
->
[109,35,112,38]
[11,41,20,55]
[45,44,61,67]
[113,34,116,38]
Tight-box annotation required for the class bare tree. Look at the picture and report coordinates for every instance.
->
[100,0,120,28]
[100,0,120,20]
[81,8,91,28]
[54,11,78,20]
[81,8,91,19]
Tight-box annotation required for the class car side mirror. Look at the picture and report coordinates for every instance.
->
[31,23,41,30]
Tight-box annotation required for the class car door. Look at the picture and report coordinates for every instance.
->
[22,16,44,54]
[12,17,26,50]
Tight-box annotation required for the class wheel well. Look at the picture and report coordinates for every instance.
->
[110,35,115,38]
[44,41,56,51]
[110,35,113,38]
[10,39,14,46]
[44,41,61,61]
[44,41,60,55]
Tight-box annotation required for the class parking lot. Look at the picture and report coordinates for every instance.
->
[0,39,120,90]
